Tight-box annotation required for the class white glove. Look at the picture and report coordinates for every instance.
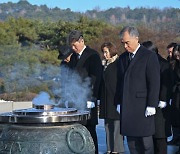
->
[97,100,100,106]
[87,101,95,109]
[145,106,156,117]
[117,105,120,114]
[158,101,167,109]
[169,99,172,105]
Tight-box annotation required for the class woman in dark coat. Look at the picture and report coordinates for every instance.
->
[99,42,124,154]
[142,41,172,154]
[170,44,180,153]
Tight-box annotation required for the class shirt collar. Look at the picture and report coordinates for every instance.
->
[132,43,140,56]
[78,45,86,57]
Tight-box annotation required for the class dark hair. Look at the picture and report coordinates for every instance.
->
[167,42,177,49]
[67,30,83,45]
[172,44,180,60]
[170,44,180,69]
[101,42,118,57]
[142,41,159,54]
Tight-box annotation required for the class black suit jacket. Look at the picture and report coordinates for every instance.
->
[69,46,102,125]
[117,45,160,137]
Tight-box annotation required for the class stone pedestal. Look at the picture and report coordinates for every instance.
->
[0,123,95,154]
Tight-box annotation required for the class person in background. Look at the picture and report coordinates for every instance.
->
[99,42,124,154]
[117,26,160,154]
[170,44,180,153]
[67,30,102,154]
[142,41,172,154]
[166,42,177,62]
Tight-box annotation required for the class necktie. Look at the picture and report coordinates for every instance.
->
[75,53,80,66]
[128,53,134,66]
[77,54,80,59]
[129,53,134,61]
[76,53,80,60]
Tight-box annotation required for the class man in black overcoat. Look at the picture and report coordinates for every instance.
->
[67,30,102,154]
[116,26,160,154]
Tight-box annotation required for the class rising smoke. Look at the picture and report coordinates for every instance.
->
[56,65,92,110]
[1,62,92,110]
[32,91,56,105]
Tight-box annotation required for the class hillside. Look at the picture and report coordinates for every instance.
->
[0,0,179,32]
[0,0,179,101]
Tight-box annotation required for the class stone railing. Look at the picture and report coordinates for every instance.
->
[0,100,32,113]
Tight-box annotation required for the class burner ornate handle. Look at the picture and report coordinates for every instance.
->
[67,127,87,153]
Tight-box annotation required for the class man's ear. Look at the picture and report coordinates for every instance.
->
[80,39,84,43]
[135,37,139,43]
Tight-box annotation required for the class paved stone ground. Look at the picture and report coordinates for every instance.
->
[97,119,179,154]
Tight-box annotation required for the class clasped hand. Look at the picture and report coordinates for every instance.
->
[87,101,95,109]
[158,101,167,109]
[116,105,120,113]
[145,106,156,117]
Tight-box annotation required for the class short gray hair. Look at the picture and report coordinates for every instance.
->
[119,26,139,39]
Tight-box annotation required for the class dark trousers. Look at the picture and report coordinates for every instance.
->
[86,125,98,154]
[153,138,167,154]
[127,136,154,154]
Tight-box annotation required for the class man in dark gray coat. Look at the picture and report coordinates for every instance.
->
[116,26,160,154]
[67,30,102,154]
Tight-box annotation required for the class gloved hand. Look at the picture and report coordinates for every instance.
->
[87,101,95,109]
[116,105,120,114]
[169,99,172,105]
[97,100,100,106]
[145,106,156,117]
[158,101,167,109]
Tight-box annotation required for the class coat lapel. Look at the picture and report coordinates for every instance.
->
[126,46,144,71]
[76,48,89,68]
[75,46,96,69]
